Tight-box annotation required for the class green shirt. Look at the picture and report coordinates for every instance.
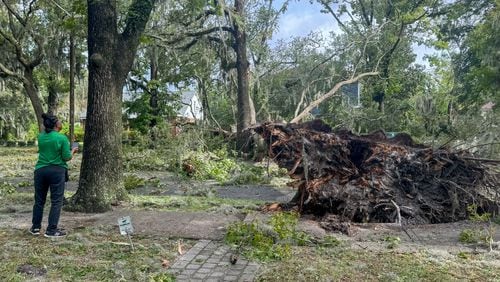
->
[35,131,72,170]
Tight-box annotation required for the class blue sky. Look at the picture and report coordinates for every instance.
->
[271,1,435,66]
[273,1,338,40]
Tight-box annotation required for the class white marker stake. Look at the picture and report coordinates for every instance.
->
[118,216,135,251]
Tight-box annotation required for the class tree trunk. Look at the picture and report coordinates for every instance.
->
[234,0,254,151]
[23,68,44,131]
[70,0,154,213]
[149,45,159,128]
[47,75,59,116]
[69,33,76,142]
[373,24,405,113]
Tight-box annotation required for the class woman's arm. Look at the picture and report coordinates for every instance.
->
[61,137,73,161]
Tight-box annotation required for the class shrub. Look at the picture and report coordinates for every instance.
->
[59,123,85,142]
[225,212,310,261]
[383,236,401,249]
[124,175,145,191]
[25,123,39,141]
[225,221,287,261]
[123,147,169,171]
[459,229,479,244]
[182,151,238,183]
[225,164,269,185]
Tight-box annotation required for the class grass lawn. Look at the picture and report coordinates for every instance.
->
[258,246,500,281]
[0,226,187,281]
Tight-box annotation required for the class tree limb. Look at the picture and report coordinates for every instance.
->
[294,77,330,118]
[0,61,22,80]
[358,0,372,26]
[0,3,44,69]
[1,0,27,26]
[291,71,379,123]
[128,77,151,95]
[318,0,352,35]
[186,26,235,37]
[117,0,155,78]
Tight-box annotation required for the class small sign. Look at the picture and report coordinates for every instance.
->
[118,216,134,235]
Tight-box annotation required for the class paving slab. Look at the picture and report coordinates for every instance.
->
[170,240,260,282]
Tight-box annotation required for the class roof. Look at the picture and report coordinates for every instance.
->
[180,91,197,105]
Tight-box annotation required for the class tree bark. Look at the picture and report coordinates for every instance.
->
[69,0,154,213]
[69,33,75,142]
[22,68,44,131]
[149,45,159,128]
[234,0,255,151]
[47,75,59,115]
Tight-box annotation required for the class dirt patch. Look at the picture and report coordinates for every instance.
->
[0,207,243,240]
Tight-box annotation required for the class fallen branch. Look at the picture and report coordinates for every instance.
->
[291,71,379,123]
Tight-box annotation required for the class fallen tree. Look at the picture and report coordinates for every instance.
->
[252,120,499,225]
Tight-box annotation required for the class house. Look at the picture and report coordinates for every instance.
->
[342,82,362,108]
[311,82,362,118]
[79,88,204,128]
[177,90,203,123]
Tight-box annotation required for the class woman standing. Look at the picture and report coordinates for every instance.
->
[30,114,77,238]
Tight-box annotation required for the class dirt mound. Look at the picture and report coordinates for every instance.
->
[252,120,499,224]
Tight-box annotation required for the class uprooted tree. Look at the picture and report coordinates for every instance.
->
[253,120,499,225]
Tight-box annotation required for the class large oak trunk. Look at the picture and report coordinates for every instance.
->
[234,0,255,152]
[70,0,154,212]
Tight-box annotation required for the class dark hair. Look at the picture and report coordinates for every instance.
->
[42,113,58,133]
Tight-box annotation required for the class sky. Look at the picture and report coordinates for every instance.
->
[273,1,337,40]
[271,1,436,66]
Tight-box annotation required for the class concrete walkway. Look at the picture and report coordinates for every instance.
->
[169,240,260,282]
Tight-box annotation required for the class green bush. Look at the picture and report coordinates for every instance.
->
[60,123,85,142]
[182,151,238,183]
[467,204,491,222]
[225,212,310,261]
[123,147,170,171]
[226,164,269,185]
[225,221,287,261]
[124,175,145,191]
[383,235,401,249]
[25,123,39,141]
[459,229,479,244]
[120,125,286,185]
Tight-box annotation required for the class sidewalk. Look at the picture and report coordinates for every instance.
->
[169,240,260,282]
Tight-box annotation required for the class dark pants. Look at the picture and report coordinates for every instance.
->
[32,165,66,232]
